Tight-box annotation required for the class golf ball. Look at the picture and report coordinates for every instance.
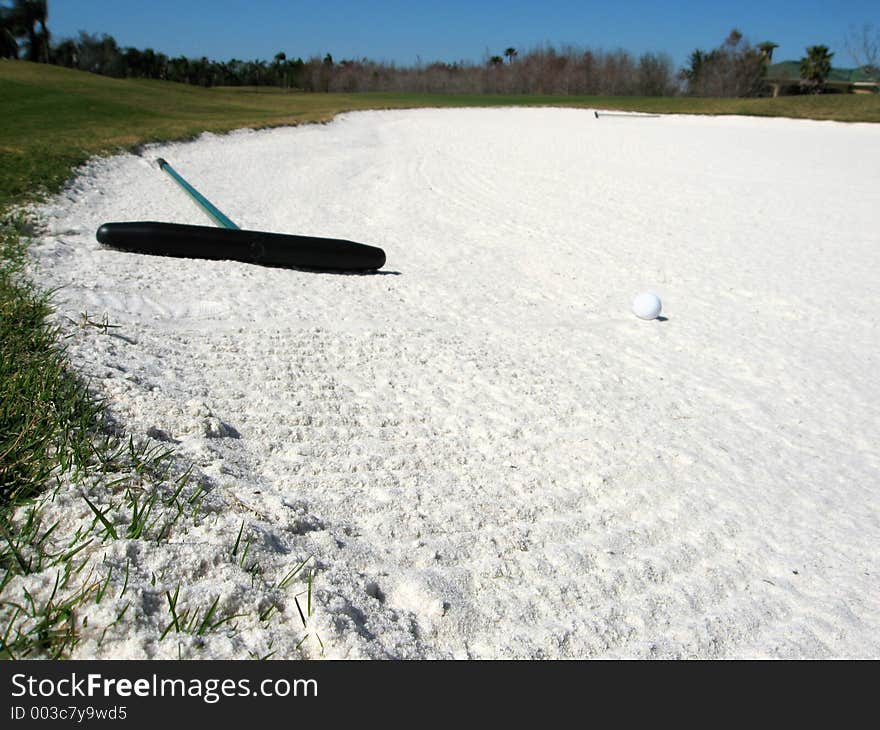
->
[632,292,662,320]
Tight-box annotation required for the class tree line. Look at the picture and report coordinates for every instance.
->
[1,1,868,96]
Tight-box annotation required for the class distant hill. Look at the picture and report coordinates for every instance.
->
[768,61,875,82]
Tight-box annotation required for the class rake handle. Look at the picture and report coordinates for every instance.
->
[156,157,241,230]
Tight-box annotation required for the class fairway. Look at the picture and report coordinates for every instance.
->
[24,107,880,658]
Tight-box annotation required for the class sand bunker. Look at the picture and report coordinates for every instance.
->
[28,108,880,658]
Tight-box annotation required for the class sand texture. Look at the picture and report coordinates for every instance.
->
[25,108,880,658]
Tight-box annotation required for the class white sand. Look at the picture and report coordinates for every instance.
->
[26,108,880,658]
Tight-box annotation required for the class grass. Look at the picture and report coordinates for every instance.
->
[0,217,103,503]
[0,58,877,658]
[0,208,316,656]
[3,59,879,206]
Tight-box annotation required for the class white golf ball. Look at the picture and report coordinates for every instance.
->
[632,292,662,320]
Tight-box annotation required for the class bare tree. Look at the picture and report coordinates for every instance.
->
[637,52,675,95]
[846,23,879,80]
[682,29,771,97]
[36,27,681,97]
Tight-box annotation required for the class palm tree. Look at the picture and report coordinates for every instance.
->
[0,2,19,57]
[757,41,778,64]
[273,51,287,88]
[0,27,18,59]
[504,47,517,64]
[3,0,50,62]
[800,45,834,93]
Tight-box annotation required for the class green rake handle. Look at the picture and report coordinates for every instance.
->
[156,157,240,230]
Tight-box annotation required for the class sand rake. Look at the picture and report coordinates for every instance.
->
[96,158,386,271]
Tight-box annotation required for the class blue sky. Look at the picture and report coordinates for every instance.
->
[48,0,879,68]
